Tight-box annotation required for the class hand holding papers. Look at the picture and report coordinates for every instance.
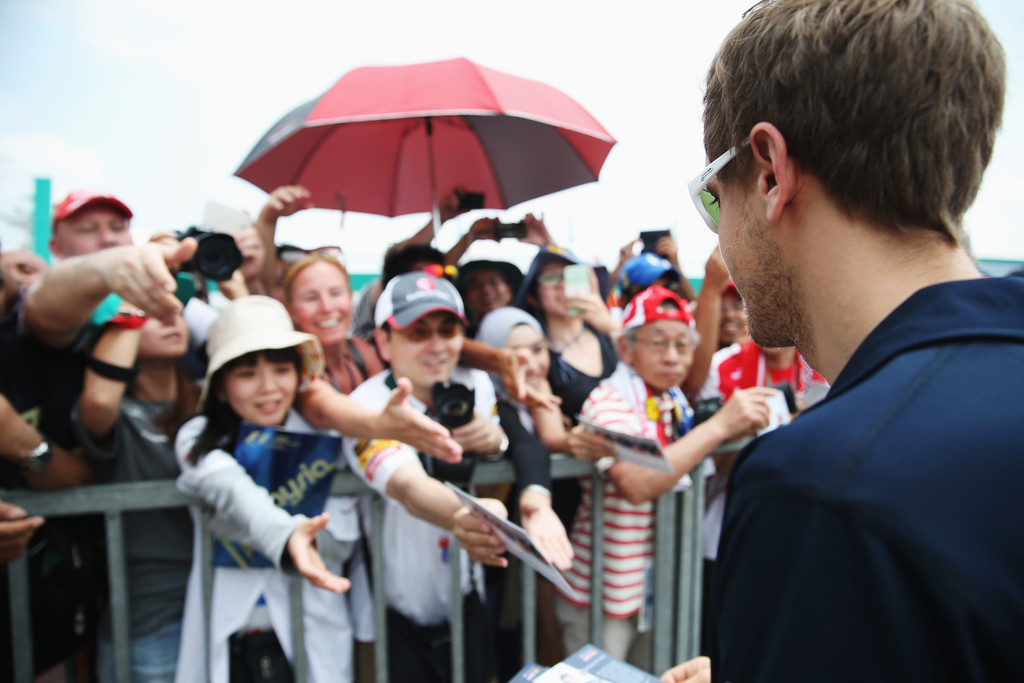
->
[575,416,675,474]
[446,482,578,600]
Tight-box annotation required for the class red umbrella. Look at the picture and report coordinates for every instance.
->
[234,57,616,232]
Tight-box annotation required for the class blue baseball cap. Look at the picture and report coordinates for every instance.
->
[618,253,680,292]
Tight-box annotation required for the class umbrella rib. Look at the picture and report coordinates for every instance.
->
[290,126,344,195]
[391,119,424,217]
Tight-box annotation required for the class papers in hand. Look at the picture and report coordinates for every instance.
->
[445,482,578,601]
[508,643,663,682]
[575,416,675,474]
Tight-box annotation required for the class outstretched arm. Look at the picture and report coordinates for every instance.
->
[298,377,463,463]
[25,240,196,348]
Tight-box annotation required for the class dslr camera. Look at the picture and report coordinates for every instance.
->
[431,382,475,429]
[175,226,243,282]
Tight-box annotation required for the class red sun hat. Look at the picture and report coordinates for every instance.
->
[622,285,695,330]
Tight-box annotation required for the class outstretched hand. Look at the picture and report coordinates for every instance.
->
[101,239,198,323]
[453,498,508,567]
[383,376,463,463]
[286,513,351,594]
[519,493,573,571]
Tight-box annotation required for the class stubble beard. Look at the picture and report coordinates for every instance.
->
[727,203,812,359]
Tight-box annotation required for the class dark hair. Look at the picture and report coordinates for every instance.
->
[187,347,302,463]
[382,243,445,285]
[703,0,1005,244]
[154,363,201,437]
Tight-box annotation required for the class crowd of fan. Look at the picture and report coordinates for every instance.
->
[0,182,820,683]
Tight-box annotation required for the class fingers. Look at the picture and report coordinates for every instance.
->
[453,507,508,568]
[0,505,44,564]
[521,506,574,571]
[288,514,351,595]
[660,656,711,683]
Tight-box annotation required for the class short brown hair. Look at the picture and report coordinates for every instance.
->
[703,0,1005,244]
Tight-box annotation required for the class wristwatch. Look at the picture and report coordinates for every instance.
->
[22,439,54,472]
[481,431,509,462]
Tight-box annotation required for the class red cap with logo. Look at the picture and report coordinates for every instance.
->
[52,191,133,228]
[622,285,694,330]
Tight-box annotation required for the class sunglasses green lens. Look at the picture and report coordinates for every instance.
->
[700,190,721,228]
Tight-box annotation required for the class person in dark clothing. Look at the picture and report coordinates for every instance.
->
[663,1,1016,681]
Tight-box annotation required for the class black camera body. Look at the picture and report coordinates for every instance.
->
[691,396,723,426]
[176,226,243,282]
[431,382,475,429]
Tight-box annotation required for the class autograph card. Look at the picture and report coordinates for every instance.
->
[575,417,675,474]
[445,482,578,601]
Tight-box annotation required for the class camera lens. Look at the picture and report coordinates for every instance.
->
[193,233,243,282]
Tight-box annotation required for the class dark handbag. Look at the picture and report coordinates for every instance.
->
[229,630,294,683]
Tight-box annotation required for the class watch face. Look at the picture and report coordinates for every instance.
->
[24,442,53,471]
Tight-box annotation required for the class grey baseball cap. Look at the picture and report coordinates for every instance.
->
[374,272,468,329]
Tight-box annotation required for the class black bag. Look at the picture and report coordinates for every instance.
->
[0,513,108,677]
[229,630,294,683]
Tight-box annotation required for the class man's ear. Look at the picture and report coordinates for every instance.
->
[616,334,634,366]
[749,122,800,224]
[373,327,391,363]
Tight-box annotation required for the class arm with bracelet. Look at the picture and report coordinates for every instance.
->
[78,304,145,445]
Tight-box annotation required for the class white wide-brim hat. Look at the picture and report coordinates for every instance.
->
[200,295,324,407]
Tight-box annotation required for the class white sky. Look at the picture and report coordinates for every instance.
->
[2,0,1022,278]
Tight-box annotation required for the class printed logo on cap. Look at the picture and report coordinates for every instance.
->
[416,277,436,291]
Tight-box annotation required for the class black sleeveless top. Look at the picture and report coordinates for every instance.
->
[547,328,618,422]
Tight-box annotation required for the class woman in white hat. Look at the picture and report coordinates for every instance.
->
[174,295,354,683]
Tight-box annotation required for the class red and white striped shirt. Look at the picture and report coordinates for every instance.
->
[559,378,680,617]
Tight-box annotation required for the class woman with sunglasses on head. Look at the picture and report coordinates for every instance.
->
[283,252,385,395]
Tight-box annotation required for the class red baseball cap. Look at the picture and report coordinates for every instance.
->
[52,191,132,228]
[622,285,694,330]
[723,280,740,298]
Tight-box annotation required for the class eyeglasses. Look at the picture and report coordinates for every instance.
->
[721,300,745,312]
[537,272,564,288]
[396,319,463,342]
[687,141,748,234]
[634,336,692,356]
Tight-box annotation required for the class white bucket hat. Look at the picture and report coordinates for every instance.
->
[200,295,324,407]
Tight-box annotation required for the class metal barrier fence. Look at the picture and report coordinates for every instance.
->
[3,455,704,683]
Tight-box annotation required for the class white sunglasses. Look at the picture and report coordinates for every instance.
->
[687,140,748,234]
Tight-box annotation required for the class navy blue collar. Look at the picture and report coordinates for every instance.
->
[828,277,1024,400]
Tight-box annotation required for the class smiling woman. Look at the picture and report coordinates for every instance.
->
[282,252,386,395]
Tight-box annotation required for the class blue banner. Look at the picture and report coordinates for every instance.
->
[213,422,341,569]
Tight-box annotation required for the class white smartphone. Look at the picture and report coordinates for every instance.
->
[562,264,592,316]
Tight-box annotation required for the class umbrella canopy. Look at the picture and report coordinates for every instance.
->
[234,57,616,219]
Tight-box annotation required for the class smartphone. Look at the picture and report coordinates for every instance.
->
[640,229,670,254]
[494,220,526,240]
[455,190,485,211]
[563,264,592,316]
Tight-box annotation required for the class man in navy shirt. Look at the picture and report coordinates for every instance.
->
[664,1,1021,681]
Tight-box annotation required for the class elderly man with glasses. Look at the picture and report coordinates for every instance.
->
[556,285,772,672]
[665,1,1024,682]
